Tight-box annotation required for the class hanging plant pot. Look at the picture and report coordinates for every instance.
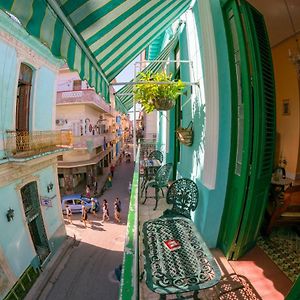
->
[176,121,193,146]
[154,97,175,111]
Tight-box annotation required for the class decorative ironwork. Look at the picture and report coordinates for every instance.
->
[143,163,173,210]
[139,139,156,160]
[164,178,199,219]
[142,217,221,295]
[5,130,72,158]
[148,150,163,163]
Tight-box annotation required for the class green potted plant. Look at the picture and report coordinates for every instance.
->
[133,71,185,113]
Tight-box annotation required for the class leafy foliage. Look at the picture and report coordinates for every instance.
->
[133,71,185,113]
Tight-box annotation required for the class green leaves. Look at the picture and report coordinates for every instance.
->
[133,71,185,113]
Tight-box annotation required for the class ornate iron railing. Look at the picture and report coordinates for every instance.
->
[5,130,73,158]
[139,138,157,160]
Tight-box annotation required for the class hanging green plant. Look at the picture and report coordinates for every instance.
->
[133,71,185,113]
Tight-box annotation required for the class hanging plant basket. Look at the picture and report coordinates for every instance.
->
[133,71,185,113]
[154,97,175,111]
[176,121,193,146]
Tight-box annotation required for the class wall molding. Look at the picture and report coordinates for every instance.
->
[197,0,219,189]
[0,156,57,188]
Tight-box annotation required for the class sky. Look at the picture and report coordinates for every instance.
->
[115,55,142,119]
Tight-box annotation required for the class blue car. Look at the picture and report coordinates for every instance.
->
[61,194,99,214]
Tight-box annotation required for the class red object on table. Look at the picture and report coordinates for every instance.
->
[164,239,181,251]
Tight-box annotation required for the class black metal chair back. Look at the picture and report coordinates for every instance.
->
[154,163,173,188]
[143,163,173,210]
[148,150,163,163]
[164,178,199,218]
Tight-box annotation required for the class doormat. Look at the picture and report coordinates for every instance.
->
[257,227,300,282]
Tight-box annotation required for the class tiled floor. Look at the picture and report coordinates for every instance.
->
[139,187,293,300]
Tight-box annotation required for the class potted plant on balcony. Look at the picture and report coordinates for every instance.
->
[133,71,185,113]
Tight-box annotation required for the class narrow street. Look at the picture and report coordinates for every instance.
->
[42,156,134,300]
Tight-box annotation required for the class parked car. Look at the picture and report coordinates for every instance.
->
[61,194,99,214]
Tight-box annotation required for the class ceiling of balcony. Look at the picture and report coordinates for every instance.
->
[247,0,300,47]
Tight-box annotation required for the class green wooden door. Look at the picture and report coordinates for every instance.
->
[218,0,275,260]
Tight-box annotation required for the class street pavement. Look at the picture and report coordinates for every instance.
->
[42,156,134,300]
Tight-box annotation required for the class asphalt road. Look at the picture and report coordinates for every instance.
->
[44,157,134,300]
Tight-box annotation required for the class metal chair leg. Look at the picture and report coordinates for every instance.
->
[143,185,149,204]
[153,188,159,210]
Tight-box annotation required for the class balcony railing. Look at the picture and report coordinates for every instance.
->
[56,89,112,114]
[5,130,73,158]
[72,133,116,149]
[119,145,140,300]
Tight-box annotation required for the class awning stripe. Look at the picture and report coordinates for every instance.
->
[74,1,123,33]
[57,0,191,81]
[115,32,179,112]
[69,0,111,26]
[88,1,159,51]
[93,1,171,59]
[102,2,189,80]
[104,5,187,80]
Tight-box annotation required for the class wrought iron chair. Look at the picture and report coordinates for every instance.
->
[163,178,199,219]
[148,150,164,163]
[143,163,173,210]
[140,150,164,194]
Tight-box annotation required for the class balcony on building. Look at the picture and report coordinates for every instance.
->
[3,130,73,160]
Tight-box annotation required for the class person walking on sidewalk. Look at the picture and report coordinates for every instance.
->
[82,207,88,228]
[115,197,121,212]
[85,185,91,198]
[114,201,121,223]
[91,198,97,216]
[102,199,110,222]
[65,205,72,224]
[110,164,115,177]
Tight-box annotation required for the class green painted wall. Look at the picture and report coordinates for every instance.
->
[0,39,17,159]
[0,183,36,277]
[157,0,231,247]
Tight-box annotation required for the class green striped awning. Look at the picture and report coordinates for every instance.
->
[115,32,179,112]
[0,0,192,103]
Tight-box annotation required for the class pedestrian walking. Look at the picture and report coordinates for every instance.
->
[102,199,110,222]
[65,205,72,224]
[110,164,115,177]
[82,207,88,228]
[114,201,121,223]
[81,201,85,218]
[115,197,121,212]
[91,198,97,216]
[85,185,91,198]
[107,175,112,188]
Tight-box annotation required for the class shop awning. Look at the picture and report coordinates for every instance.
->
[0,0,192,103]
[115,32,180,112]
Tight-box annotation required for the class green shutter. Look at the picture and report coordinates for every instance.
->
[218,0,275,260]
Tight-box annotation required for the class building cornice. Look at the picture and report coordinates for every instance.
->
[0,156,58,188]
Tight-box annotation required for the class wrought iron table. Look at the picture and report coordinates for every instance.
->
[142,217,221,299]
[140,159,161,192]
